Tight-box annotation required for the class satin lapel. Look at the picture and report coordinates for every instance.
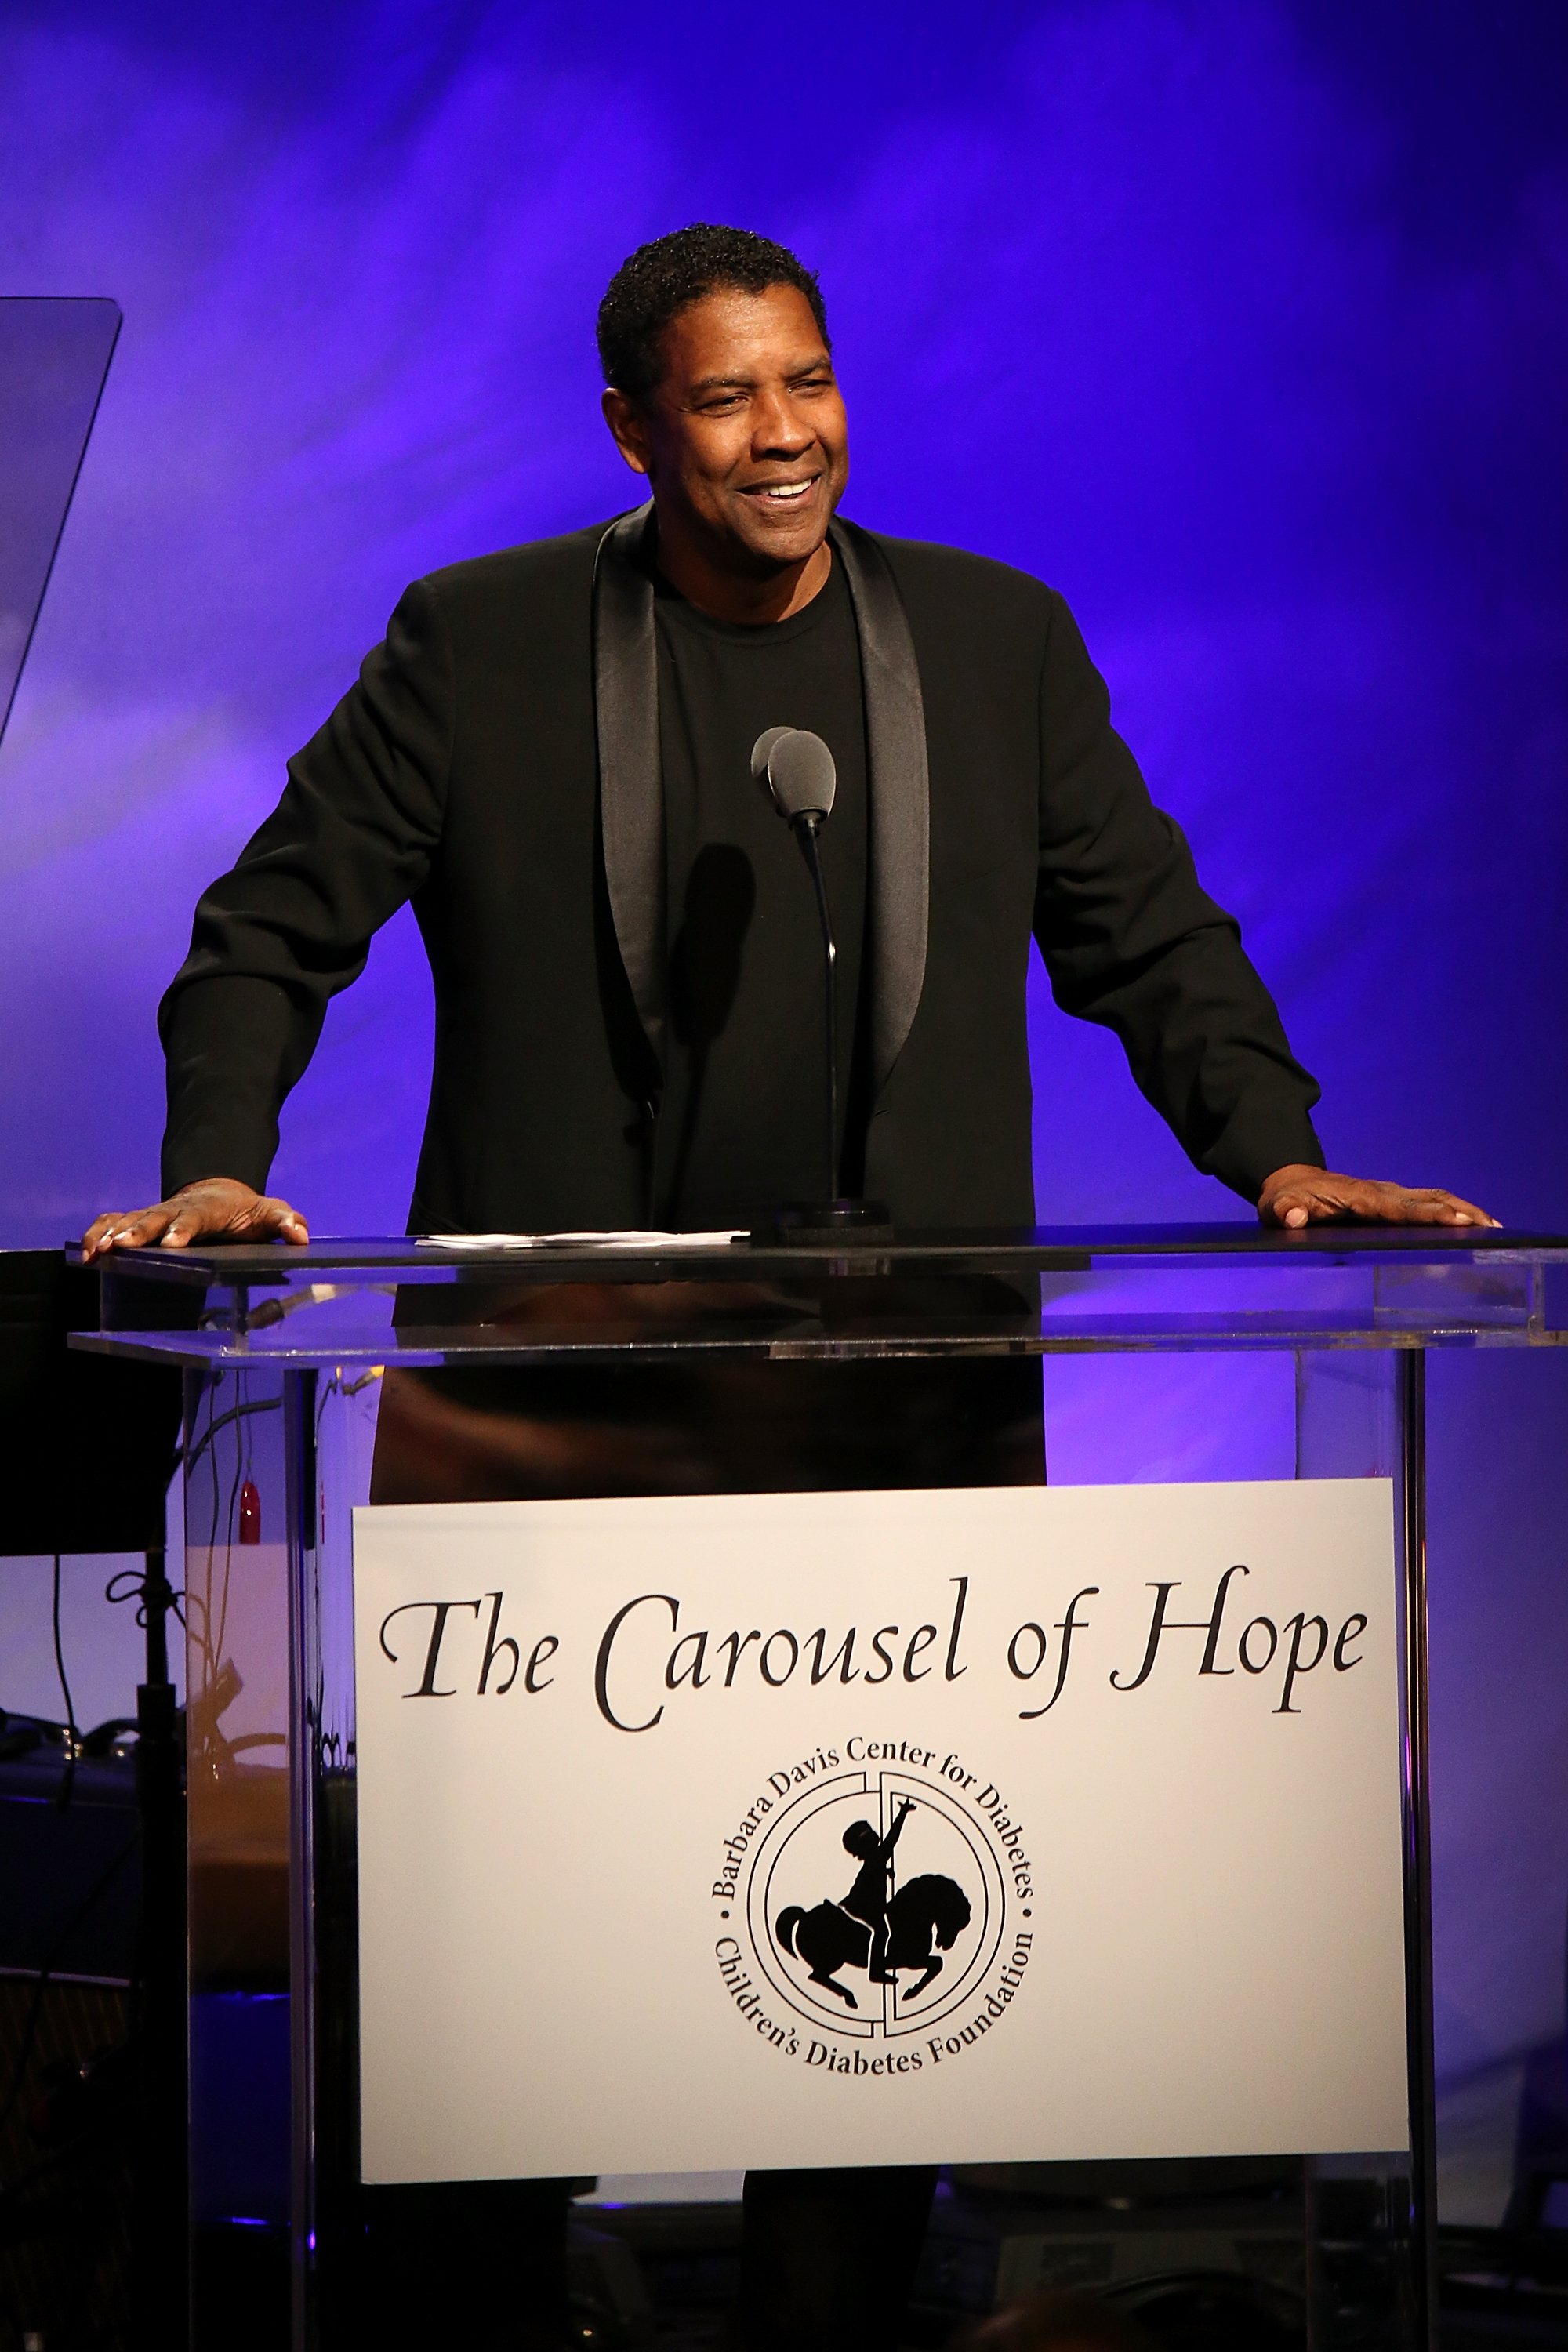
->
[832,517,930,1094]
[592,503,663,1076]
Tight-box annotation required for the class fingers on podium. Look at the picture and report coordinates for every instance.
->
[82,1206,169,1256]
[253,1196,310,1244]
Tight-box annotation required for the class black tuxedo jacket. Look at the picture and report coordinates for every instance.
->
[159,508,1323,1229]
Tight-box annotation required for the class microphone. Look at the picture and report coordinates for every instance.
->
[750,728,890,1244]
[752,725,837,826]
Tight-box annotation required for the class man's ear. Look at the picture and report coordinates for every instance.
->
[601,387,650,477]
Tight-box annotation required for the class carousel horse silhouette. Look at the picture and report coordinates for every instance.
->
[774,1800,972,2009]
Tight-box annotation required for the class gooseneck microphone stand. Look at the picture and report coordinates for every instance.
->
[751,727,891,1241]
[793,808,840,1204]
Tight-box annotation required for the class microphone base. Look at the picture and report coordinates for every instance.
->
[750,1200,894,1247]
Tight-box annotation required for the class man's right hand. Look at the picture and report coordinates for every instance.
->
[81,1178,310,1259]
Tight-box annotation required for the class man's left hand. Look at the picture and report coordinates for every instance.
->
[1258,1166,1498,1229]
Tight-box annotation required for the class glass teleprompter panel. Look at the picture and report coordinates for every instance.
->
[0,296,121,743]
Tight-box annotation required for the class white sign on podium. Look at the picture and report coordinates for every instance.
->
[351,1480,1406,2183]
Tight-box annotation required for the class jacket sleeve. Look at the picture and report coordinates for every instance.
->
[158,577,452,1194]
[1032,590,1324,1201]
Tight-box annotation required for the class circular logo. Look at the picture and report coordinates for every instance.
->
[718,1754,1028,2050]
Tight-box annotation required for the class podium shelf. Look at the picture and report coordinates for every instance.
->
[71,1223,1568,1366]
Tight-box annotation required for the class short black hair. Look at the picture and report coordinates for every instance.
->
[597,223,829,402]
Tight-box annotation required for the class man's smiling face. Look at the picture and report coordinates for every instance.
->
[605,281,849,577]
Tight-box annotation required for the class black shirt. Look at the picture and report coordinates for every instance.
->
[653,554,869,1228]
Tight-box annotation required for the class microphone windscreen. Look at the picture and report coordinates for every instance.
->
[750,725,794,783]
[763,728,837,823]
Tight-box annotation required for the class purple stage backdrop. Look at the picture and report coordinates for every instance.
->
[2,0,1566,2216]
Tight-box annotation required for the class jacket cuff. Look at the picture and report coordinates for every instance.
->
[1203,1102,1327,1205]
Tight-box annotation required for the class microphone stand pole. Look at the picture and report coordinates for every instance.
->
[750,720,888,1243]
[793,812,839,1203]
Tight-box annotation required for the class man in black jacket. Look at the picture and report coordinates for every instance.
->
[86,224,1488,1259]
[83,227,1490,2350]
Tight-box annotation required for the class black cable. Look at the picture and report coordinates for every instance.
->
[182,1379,281,1737]
[198,1381,223,1672]
[51,1553,78,1812]
[106,1564,185,1633]
[181,1391,280,1474]
[50,1555,78,1744]
[176,1374,227,1688]
[214,1414,245,1674]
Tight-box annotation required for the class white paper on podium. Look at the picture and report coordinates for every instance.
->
[414,1229,746,1250]
[352,1480,1407,2183]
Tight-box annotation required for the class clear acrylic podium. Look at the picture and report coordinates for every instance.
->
[76,1222,1568,2350]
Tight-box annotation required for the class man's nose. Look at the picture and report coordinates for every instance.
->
[751,389,813,456]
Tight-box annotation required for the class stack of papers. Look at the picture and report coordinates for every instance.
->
[415,1229,746,1250]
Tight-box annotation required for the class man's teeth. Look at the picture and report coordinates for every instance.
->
[760,481,811,499]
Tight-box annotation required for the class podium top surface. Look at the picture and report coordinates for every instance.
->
[67,1220,1568,1283]
[65,1222,1568,1367]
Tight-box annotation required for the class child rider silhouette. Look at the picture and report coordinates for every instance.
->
[840,1798,914,1984]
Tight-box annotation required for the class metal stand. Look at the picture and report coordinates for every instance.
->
[753,815,890,1244]
[132,1545,189,2352]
